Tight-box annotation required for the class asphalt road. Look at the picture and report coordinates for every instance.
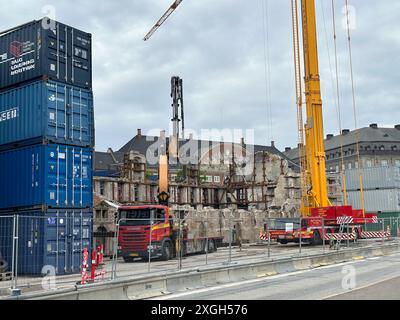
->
[0,239,396,298]
[153,252,400,300]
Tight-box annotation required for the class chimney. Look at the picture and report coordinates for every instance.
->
[370,123,378,129]
[395,124,400,130]
[342,129,350,135]
[189,133,193,140]
[137,128,142,137]
[271,140,275,148]
[241,137,245,146]
[160,130,166,138]
[285,147,291,152]
[326,134,334,140]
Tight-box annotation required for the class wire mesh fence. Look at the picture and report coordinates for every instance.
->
[0,213,93,296]
[0,210,398,297]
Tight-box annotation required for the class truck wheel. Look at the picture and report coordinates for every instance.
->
[178,242,187,258]
[311,230,322,245]
[161,242,172,261]
[208,240,216,253]
[353,228,359,242]
[278,239,288,245]
[123,257,134,263]
[323,229,332,244]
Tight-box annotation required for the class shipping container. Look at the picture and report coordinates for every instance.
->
[0,19,92,91]
[0,143,93,209]
[0,208,92,275]
[347,189,400,213]
[345,166,400,191]
[0,79,94,149]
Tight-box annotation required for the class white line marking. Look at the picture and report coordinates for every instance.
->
[148,260,364,300]
[322,274,400,300]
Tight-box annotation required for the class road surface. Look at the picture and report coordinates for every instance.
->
[0,239,397,298]
[152,252,400,300]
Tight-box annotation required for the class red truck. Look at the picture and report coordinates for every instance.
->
[118,205,223,262]
[262,206,383,245]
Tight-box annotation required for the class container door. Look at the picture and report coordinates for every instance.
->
[46,82,68,141]
[47,145,68,207]
[70,28,92,88]
[44,22,91,89]
[16,214,44,275]
[45,212,67,275]
[0,215,14,273]
[70,148,92,207]
[45,23,67,84]
[69,87,93,146]
[69,211,92,273]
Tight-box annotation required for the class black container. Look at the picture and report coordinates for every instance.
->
[0,18,92,91]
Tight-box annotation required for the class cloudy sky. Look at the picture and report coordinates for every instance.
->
[1,0,399,152]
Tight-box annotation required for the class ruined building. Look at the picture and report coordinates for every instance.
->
[92,129,301,254]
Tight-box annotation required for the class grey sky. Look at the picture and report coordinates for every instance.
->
[1,0,399,152]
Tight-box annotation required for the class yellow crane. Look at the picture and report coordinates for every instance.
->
[144,0,331,216]
[292,0,331,215]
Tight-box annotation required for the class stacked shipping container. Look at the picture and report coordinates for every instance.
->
[0,18,94,275]
[345,166,400,213]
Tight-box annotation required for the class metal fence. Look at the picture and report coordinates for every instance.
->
[0,212,399,298]
[0,214,93,296]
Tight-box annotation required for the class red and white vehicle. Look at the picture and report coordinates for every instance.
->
[261,206,390,245]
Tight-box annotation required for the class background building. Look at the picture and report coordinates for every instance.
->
[285,124,400,172]
[92,129,301,255]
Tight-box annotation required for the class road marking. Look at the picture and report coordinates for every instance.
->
[149,270,311,300]
[148,260,365,300]
[352,256,364,260]
[321,274,400,300]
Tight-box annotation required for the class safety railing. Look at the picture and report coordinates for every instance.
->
[0,212,398,298]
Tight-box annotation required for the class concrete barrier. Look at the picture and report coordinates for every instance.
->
[292,257,312,271]
[126,279,168,300]
[274,260,296,274]
[166,273,203,292]
[254,261,278,277]
[5,242,399,300]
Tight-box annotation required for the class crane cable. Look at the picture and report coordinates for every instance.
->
[344,0,365,216]
[330,0,348,205]
[260,0,273,144]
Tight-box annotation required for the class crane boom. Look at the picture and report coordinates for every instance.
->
[300,0,330,213]
[143,0,183,41]
[145,0,332,215]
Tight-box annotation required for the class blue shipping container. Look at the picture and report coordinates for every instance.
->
[0,18,92,91]
[0,79,94,149]
[0,209,92,275]
[0,144,93,209]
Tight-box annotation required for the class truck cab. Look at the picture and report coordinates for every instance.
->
[118,205,175,262]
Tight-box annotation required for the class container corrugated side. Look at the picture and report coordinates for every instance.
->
[345,166,400,191]
[0,208,92,275]
[0,79,94,149]
[0,19,92,91]
[0,143,93,209]
[346,189,400,213]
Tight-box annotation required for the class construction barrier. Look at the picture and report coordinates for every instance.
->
[81,248,89,285]
[80,248,106,285]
